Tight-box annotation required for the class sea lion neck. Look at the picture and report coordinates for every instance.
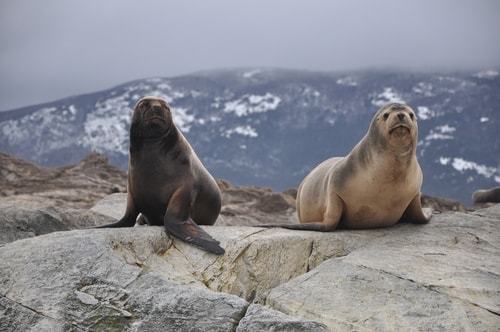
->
[129,124,180,152]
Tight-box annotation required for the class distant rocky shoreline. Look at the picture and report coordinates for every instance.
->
[0,151,490,212]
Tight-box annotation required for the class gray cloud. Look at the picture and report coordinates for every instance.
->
[1,0,499,110]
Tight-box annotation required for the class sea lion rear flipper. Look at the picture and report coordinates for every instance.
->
[257,222,337,232]
[164,186,225,254]
[164,218,225,255]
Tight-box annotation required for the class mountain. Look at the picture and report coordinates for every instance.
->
[1,68,499,204]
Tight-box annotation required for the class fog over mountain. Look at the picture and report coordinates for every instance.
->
[1,1,499,111]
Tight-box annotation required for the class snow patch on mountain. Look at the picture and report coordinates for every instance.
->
[439,157,500,182]
[412,82,435,97]
[67,105,77,117]
[301,86,321,97]
[223,93,281,117]
[242,69,262,78]
[417,106,434,120]
[83,96,131,155]
[172,107,194,132]
[425,125,456,141]
[124,79,185,104]
[0,106,75,149]
[336,76,358,86]
[371,88,405,107]
[223,125,258,138]
[474,70,499,79]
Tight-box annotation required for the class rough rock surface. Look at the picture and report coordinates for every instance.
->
[0,227,327,331]
[1,153,498,330]
[0,203,114,245]
[1,204,498,331]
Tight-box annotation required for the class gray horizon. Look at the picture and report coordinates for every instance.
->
[1,0,499,111]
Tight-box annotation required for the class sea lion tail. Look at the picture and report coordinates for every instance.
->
[257,223,336,232]
[165,219,225,255]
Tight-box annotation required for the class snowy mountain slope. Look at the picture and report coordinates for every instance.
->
[1,68,499,204]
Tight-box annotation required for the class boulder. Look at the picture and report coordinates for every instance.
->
[266,205,500,330]
[0,204,498,331]
[0,203,114,245]
[0,228,325,331]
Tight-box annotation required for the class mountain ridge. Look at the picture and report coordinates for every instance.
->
[1,68,499,204]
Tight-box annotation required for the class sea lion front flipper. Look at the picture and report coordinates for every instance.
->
[164,187,225,255]
[95,191,139,228]
[400,193,432,224]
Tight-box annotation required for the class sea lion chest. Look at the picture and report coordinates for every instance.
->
[336,153,422,228]
[128,141,191,218]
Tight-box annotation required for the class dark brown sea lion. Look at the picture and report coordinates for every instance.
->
[97,96,224,254]
[265,103,432,231]
[472,186,500,203]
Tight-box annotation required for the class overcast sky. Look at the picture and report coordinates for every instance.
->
[1,0,499,111]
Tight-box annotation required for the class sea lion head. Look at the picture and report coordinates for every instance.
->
[130,96,173,139]
[370,103,418,154]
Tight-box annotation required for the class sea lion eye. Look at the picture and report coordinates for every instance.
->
[383,113,389,120]
[137,100,148,109]
[409,112,415,120]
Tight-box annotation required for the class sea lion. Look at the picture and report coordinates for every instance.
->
[97,96,224,254]
[267,103,432,231]
[472,186,500,203]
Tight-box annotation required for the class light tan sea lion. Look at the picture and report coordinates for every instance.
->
[97,96,224,254]
[269,103,432,231]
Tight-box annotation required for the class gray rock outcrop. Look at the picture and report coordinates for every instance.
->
[0,203,114,245]
[1,202,498,331]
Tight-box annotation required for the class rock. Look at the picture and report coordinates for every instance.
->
[0,228,323,331]
[421,194,467,212]
[1,154,498,330]
[266,205,500,331]
[90,193,127,220]
[218,183,298,226]
[1,205,498,330]
[267,260,482,331]
[236,304,327,331]
[0,203,114,245]
[0,152,127,209]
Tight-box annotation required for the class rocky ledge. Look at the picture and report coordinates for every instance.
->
[0,199,498,331]
[1,152,498,330]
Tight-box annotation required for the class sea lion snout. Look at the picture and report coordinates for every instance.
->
[145,103,168,118]
[397,113,405,121]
